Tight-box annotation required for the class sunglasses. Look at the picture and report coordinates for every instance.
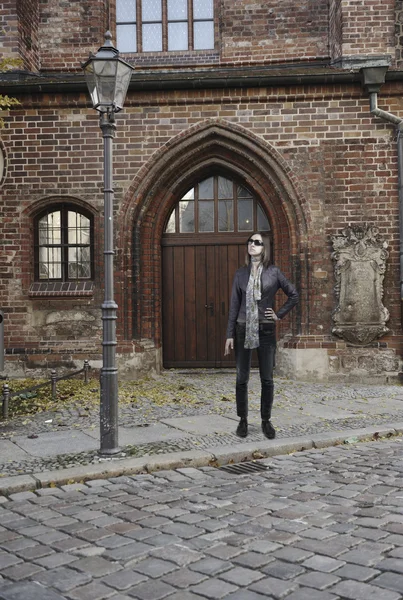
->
[248,239,264,247]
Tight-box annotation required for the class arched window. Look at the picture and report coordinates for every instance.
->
[164,175,270,234]
[34,205,93,282]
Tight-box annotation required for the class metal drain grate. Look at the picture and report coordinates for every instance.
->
[218,461,268,475]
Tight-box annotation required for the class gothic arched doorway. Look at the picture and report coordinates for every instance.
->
[162,173,271,367]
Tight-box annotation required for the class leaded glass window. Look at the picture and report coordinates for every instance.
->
[164,175,270,234]
[35,206,93,281]
[116,0,214,52]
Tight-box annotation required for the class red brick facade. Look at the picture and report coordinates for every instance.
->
[1,0,403,380]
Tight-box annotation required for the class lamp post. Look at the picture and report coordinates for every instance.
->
[82,32,133,455]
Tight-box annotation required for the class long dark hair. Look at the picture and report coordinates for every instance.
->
[245,232,271,268]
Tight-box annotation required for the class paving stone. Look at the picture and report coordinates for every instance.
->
[161,592,206,600]
[101,568,148,591]
[105,522,140,534]
[351,527,389,541]
[101,596,133,600]
[333,564,381,582]
[284,588,339,600]
[189,557,232,576]
[132,558,177,579]
[232,551,275,569]
[8,492,36,502]
[1,538,37,553]
[148,544,202,566]
[33,531,69,545]
[52,537,89,552]
[162,567,207,588]
[12,431,97,457]
[189,578,238,599]
[385,536,403,550]
[32,566,92,592]
[295,571,341,590]
[374,558,403,575]
[66,581,116,600]
[273,547,314,563]
[34,552,77,568]
[176,468,211,480]
[225,591,270,600]
[250,575,298,598]
[301,554,345,572]
[176,513,208,525]
[371,572,403,594]
[331,579,402,600]
[139,533,180,547]
[72,547,106,558]
[94,535,131,550]
[245,540,283,554]
[73,556,122,577]
[262,559,306,580]
[294,537,359,558]
[0,553,21,570]
[205,544,243,561]
[16,544,54,561]
[0,533,19,546]
[0,581,66,600]
[298,527,338,541]
[159,523,205,539]
[0,562,44,581]
[218,565,264,586]
[104,541,151,562]
[340,548,392,567]
[78,528,113,543]
[126,579,176,599]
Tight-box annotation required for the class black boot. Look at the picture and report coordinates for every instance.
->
[236,418,248,438]
[262,420,275,439]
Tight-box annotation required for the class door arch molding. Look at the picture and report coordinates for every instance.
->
[118,119,309,348]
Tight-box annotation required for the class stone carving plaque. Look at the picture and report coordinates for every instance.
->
[331,225,389,345]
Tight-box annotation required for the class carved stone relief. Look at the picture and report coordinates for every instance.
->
[331,225,389,345]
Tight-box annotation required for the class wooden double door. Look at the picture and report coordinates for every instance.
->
[162,238,246,367]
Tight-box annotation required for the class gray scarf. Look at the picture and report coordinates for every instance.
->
[244,263,263,349]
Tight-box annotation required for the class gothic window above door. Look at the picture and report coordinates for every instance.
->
[116,0,214,53]
[164,175,270,235]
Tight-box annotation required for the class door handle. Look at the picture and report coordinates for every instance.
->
[205,302,214,316]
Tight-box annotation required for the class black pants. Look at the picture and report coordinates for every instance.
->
[235,322,276,421]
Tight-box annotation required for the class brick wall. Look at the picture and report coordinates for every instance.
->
[396,1,403,67]
[331,0,396,63]
[1,82,403,370]
[5,0,398,71]
[17,0,40,71]
[1,0,19,63]
[1,0,39,70]
[38,0,108,71]
[329,0,342,62]
[219,0,329,64]
[1,0,403,378]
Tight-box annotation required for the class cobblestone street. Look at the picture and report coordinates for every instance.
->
[0,438,403,599]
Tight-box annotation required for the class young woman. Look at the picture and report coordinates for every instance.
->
[224,232,299,439]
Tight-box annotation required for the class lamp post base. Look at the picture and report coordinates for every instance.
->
[98,447,121,457]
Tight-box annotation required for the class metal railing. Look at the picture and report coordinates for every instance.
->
[1,360,91,420]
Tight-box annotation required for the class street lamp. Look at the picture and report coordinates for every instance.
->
[82,32,133,455]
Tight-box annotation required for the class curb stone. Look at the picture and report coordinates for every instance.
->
[0,424,402,496]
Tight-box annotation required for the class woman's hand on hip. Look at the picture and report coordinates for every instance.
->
[265,308,279,321]
[224,338,234,355]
